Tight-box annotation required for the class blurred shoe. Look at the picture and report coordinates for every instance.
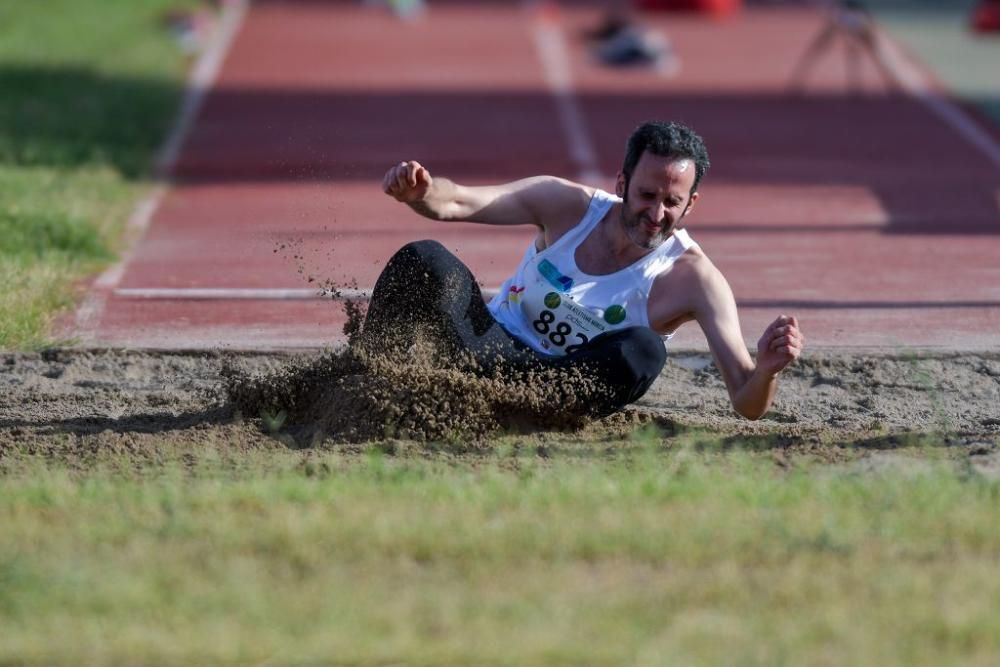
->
[582,15,631,42]
[594,28,680,75]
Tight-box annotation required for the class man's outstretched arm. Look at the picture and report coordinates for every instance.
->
[381,160,591,231]
[691,261,805,420]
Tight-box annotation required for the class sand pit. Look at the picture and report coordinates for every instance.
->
[1,344,998,464]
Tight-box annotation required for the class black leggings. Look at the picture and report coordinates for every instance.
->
[360,240,666,417]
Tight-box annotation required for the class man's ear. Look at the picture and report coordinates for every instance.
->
[615,172,626,198]
[682,191,700,218]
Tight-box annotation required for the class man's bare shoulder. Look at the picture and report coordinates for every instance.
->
[520,177,597,246]
[665,244,721,284]
[648,243,730,332]
[676,245,733,302]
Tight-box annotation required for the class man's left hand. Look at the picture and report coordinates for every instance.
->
[756,315,804,377]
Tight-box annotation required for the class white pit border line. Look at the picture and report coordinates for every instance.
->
[878,30,1000,169]
[72,0,249,344]
[528,1,605,184]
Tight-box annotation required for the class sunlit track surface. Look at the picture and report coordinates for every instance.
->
[70,2,1000,350]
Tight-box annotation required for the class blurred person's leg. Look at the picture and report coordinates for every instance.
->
[854,28,900,93]
[788,21,837,92]
[845,34,862,93]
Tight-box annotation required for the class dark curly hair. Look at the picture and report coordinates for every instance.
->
[621,121,710,198]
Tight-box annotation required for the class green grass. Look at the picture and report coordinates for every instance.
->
[1,441,999,666]
[0,0,198,348]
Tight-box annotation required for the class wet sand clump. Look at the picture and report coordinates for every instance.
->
[222,340,609,443]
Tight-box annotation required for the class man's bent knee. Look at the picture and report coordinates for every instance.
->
[624,327,667,372]
[612,327,666,399]
[590,327,666,377]
[571,326,667,416]
[396,239,447,261]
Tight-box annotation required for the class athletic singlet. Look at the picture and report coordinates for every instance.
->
[487,189,698,356]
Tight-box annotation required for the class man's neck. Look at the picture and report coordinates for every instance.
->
[575,203,654,276]
[604,203,657,263]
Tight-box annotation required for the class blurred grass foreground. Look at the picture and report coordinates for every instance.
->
[1,443,1000,665]
[0,0,198,348]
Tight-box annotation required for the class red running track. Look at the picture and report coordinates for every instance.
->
[70,0,1000,350]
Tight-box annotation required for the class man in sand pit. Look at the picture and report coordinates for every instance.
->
[365,121,804,419]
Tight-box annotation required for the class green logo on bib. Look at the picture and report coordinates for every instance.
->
[604,304,626,324]
[544,292,562,309]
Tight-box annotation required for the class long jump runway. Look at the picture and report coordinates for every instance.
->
[71,0,1000,351]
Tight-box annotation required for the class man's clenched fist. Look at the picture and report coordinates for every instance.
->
[382,160,432,203]
[756,315,804,376]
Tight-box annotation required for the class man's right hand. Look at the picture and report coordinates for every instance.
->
[382,160,432,204]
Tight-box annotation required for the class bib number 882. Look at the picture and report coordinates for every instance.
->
[532,310,589,353]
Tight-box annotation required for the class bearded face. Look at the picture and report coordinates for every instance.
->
[617,155,697,250]
[620,199,683,250]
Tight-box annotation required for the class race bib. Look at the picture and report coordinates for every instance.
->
[517,259,629,355]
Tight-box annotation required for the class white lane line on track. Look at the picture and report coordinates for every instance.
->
[93,188,168,291]
[72,0,249,344]
[156,0,249,178]
[115,287,502,300]
[878,32,1000,169]
[529,2,605,184]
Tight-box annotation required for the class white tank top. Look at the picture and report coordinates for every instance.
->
[487,189,698,356]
